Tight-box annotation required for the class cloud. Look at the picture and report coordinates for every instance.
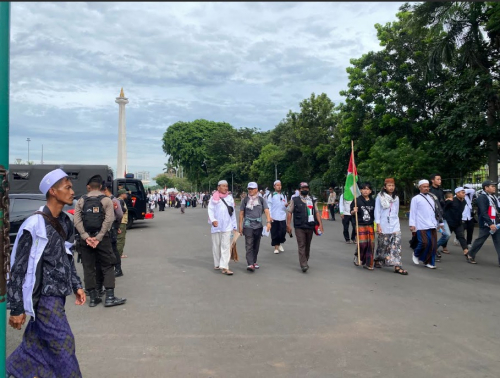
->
[9,1,405,180]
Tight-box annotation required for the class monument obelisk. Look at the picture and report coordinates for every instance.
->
[115,88,129,178]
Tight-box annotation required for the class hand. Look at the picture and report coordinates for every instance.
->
[410,226,416,232]
[319,225,324,233]
[286,225,292,234]
[75,289,86,305]
[239,227,243,234]
[85,237,96,248]
[266,223,271,232]
[341,214,344,219]
[352,207,358,213]
[269,218,274,223]
[9,314,26,330]
[377,224,382,234]
[490,224,497,232]
[212,221,219,227]
[117,228,122,234]
[91,238,100,248]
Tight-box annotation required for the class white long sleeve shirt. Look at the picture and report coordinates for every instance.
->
[208,195,237,233]
[462,189,476,221]
[339,194,353,215]
[266,192,288,221]
[374,194,400,233]
[409,193,441,230]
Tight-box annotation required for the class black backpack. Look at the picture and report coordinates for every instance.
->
[82,194,105,234]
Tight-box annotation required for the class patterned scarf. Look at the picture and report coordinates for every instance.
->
[246,194,260,210]
[304,196,314,222]
[379,192,396,209]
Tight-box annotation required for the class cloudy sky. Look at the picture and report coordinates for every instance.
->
[9,2,405,182]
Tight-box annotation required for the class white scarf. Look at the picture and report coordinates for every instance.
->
[246,194,260,210]
[379,192,396,209]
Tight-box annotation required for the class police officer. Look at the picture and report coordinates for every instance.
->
[74,175,126,307]
[116,189,129,258]
[102,184,124,277]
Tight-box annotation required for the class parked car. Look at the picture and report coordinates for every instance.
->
[8,194,76,246]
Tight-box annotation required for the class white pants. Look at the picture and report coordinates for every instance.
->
[212,231,231,270]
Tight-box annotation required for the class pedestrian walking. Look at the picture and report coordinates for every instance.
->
[327,187,336,221]
[239,182,271,272]
[465,180,500,265]
[177,191,188,213]
[409,179,444,269]
[461,185,477,249]
[429,174,448,256]
[339,193,356,243]
[351,182,376,270]
[267,180,288,254]
[441,187,469,257]
[374,178,407,275]
[208,180,238,275]
[7,168,86,378]
[74,175,126,307]
[286,182,324,272]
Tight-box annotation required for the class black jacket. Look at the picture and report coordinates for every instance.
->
[350,196,375,226]
[443,198,466,228]
[430,186,445,209]
[476,193,500,229]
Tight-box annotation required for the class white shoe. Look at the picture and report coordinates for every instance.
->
[412,255,420,265]
[467,244,472,250]
[425,264,436,269]
[279,245,284,252]
[274,249,280,254]
[453,238,459,246]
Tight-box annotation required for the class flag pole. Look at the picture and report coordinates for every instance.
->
[351,140,361,266]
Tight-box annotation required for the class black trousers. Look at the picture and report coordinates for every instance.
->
[81,235,116,291]
[463,219,475,245]
[449,224,467,250]
[243,227,263,266]
[271,220,287,247]
[328,204,336,220]
[158,201,165,211]
[468,227,500,264]
[342,215,356,241]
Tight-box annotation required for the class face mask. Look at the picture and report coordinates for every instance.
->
[300,190,309,196]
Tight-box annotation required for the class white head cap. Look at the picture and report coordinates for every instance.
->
[39,169,68,195]
[247,182,258,189]
[418,179,429,187]
[274,180,281,186]
[455,187,465,194]
[218,180,228,185]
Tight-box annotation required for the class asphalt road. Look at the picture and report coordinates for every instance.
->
[7,205,500,378]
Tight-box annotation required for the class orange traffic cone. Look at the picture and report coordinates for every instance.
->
[321,205,329,220]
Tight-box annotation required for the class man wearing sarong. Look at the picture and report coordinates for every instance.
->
[409,179,444,269]
[7,168,86,378]
[350,183,376,270]
[374,178,408,275]
[267,180,288,254]
[286,182,324,273]
[208,180,238,275]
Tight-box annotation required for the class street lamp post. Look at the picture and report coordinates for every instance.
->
[231,172,234,193]
[209,179,212,193]
[275,163,278,181]
[26,137,31,163]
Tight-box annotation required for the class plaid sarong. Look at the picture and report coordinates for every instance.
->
[355,225,375,267]
[7,295,82,378]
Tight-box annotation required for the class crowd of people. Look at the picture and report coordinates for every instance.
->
[6,167,500,376]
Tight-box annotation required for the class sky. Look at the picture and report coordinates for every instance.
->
[9,2,405,183]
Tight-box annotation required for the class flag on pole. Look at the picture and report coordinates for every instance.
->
[343,150,360,201]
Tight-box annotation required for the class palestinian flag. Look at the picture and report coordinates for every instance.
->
[343,150,360,201]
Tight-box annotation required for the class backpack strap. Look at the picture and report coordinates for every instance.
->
[34,211,67,240]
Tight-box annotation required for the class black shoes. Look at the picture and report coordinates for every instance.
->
[301,265,309,273]
[89,289,102,307]
[104,289,127,307]
[115,269,124,277]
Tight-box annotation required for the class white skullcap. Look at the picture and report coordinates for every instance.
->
[247,182,258,189]
[418,179,429,187]
[39,169,68,195]
[455,187,465,194]
[218,180,228,185]
[274,180,281,186]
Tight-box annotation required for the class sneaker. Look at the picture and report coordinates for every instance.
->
[453,239,459,246]
[279,245,284,252]
[247,265,255,272]
[254,263,260,269]
[425,264,436,269]
[301,265,308,272]
[274,249,280,254]
[412,255,420,265]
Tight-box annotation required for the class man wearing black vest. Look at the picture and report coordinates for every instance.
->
[74,175,126,307]
[466,180,500,265]
[286,182,324,272]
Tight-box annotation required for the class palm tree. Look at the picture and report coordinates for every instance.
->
[407,2,499,185]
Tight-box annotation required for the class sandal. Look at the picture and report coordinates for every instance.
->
[221,269,233,275]
[465,254,477,264]
[442,248,450,254]
[214,266,220,270]
[121,255,128,258]
[363,265,374,271]
[394,266,408,275]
